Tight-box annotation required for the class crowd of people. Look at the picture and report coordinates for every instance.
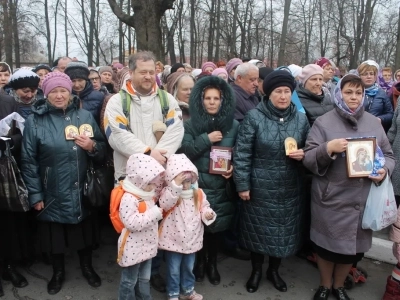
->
[0,53,400,300]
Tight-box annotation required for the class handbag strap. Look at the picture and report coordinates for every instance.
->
[1,139,12,157]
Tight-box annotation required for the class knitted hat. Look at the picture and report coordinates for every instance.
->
[99,66,113,75]
[211,68,228,78]
[226,58,243,75]
[166,72,187,95]
[298,64,324,84]
[287,64,303,78]
[9,69,40,90]
[42,72,73,97]
[201,61,217,73]
[112,63,124,69]
[263,70,296,99]
[32,64,52,73]
[64,61,89,80]
[170,63,185,74]
[314,57,335,69]
[191,69,202,78]
[258,67,274,80]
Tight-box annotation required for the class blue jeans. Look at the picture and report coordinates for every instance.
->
[164,251,196,299]
[118,259,152,300]
[151,249,164,275]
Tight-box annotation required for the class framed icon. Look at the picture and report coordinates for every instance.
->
[285,137,298,156]
[79,124,94,137]
[65,125,79,140]
[346,137,376,178]
[209,146,232,174]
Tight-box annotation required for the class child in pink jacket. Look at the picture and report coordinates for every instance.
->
[159,154,216,300]
[118,153,165,300]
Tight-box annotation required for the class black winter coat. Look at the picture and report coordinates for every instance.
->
[21,97,106,224]
[179,76,239,233]
[74,81,105,125]
[0,93,22,154]
[296,84,334,127]
[233,99,310,257]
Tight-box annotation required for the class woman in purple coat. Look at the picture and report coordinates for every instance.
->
[303,75,395,300]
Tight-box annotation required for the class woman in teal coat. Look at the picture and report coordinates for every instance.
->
[179,75,239,285]
[233,70,310,293]
[21,72,106,295]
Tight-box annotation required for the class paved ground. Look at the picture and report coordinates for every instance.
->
[0,226,394,300]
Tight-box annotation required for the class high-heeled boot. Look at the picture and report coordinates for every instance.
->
[193,248,206,282]
[78,248,101,287]
[266,256,287,292]
[47,254,65,295]
[246,252,264,293]
[2,261,28,288]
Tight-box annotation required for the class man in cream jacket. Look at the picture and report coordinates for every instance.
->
[104,51,184,182]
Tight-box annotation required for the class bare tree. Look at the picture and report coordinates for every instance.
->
[277,0,292,66]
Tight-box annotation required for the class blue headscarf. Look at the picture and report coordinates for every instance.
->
[333,74,365,116]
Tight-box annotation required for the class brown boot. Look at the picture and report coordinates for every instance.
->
[382,276,400,300]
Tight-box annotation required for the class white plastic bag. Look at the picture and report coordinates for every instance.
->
[362,177,397,231]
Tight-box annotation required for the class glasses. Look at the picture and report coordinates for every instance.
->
[89,77,100,82]
[360,72,375,77]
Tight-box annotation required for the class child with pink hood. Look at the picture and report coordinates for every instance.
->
[117,153,165,300]
[159,154,216,300]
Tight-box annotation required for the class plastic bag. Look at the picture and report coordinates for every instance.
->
[362,177,397,231]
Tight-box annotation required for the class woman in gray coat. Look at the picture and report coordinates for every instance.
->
[303,74,395,300]
[388,101,400,206]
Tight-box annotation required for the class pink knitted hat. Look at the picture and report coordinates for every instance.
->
[211,68,228,78]
[201,61,217,73]
[226,58,243,75]
[298,64,324,84]
[42,72,73,97]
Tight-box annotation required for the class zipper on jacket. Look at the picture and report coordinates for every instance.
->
[44,167,49,189]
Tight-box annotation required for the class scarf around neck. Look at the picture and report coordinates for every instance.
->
[265,98,291,120]
[122,179,156,202]
[365,83,379,97]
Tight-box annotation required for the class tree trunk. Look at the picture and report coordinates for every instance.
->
[44,0,52,65]
[52,0,60,64]
[231,0,239,56]
[189,0,195,65]
[87,0,96,65]
[214,0,221,61]
[395,6,400,70]
[277,0,291,66]
[207,0,215,61]
[64,0,68,57]
[1,0,12,68]
[10,0,20,68]
[269,0,273,66]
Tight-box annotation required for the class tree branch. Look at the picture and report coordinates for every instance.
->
[107,0,135,27]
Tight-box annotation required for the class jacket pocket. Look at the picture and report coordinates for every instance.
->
[43,167,50,189]
[37,197,56,217]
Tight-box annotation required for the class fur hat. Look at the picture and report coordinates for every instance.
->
[298,64,324,85]
[42,72,73,96]
[9,69,40,90]
[263,70,296,99]
[65,61,89,80]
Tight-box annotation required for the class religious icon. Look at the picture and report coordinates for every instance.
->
[79,124,94,137]
[209,146,232,174]
[346,137,376,177]
[65,125,79,140]
[285,137,298,156]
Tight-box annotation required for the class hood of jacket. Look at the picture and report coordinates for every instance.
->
[296,84,325,103]
[165,154,198,184]
[31,95,80,116]
[125,153,165,189]
[189,76,235,135]
[74,80,94,99]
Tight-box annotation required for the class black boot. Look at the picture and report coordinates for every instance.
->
[246,252,264,293]
[266,257,287,292]
[2,262,28,288]
[47,254,65,295]
[193,248,206,282]
[206,256,220,285]
[205,232,220,285]
[0,280,4,297]
[78,248,101,288]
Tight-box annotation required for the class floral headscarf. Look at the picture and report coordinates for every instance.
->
[333,74,365,116]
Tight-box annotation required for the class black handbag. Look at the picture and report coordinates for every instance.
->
[83,160,114,207]
[0,140,30,212]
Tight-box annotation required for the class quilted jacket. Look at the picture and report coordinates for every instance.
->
[73,81,104,125]
[21,97,106,224]
[233,99,310,257]
[179,76,239,233]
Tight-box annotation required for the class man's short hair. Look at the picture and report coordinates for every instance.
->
[128,51,156,71]
[234,63,258,80]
